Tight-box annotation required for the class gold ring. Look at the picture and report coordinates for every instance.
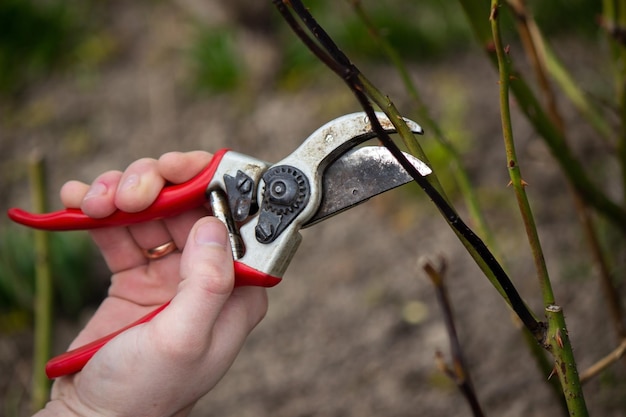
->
[142,240,177,260]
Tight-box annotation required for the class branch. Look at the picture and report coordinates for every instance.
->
[423,257,486,417]
[274,0,542,339]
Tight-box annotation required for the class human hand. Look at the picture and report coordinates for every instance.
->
[35,151,268,417]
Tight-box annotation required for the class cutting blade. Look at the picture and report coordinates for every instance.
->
[303,146,431,227]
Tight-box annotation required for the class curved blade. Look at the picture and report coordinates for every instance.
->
[304,146,431,227]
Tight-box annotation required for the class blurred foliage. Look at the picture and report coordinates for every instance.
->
[529,0,601,37]
[0,0,602,96]
[0,0,114,97]
[0,224,98,333]
[0,0,76,95]
[189,26,244,94]
[274,1,471,87]
[272,0,602,90]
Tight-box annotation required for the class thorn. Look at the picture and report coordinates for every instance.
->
[504,44,511,54]
[506,179,529,187]
[435,351,447,372]
[547,364,557,381]
[489,5,498,21]
[435,350,455,379]
[555,329,564,348]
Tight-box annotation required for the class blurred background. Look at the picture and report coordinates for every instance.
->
[1,0,623,416]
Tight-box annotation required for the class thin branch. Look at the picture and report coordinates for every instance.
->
[423,257,486,417]
[580,338,626,383]
[490,0,555,306]
[458,0,626,232]
[274,0,542,338]
[509,0,626,353]
[29,151,53,412]
[490,3,588,415]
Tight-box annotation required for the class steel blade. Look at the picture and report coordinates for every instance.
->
[303,147,431,227]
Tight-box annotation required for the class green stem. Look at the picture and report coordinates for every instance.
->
[545,305,589,416]
[602,0,626,204]
[491,3,588,415]
[490,1,554,306]
[543,44,615,146]
[30,152,53,412]
[358,73,512,303]
[460,0,626,231]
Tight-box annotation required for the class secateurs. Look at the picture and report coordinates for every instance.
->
[8,112,431,379]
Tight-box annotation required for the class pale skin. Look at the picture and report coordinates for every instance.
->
[35,151,268,417]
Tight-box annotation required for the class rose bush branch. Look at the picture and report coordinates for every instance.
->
[458,0,626,232]
[490,1,588,414]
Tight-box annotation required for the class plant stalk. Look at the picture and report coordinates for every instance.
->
[29,152,53,412]
[490,1,554,306]
[459,0,626,232]
[490,2,588,414]
[545,305,589,416]
[423,257,486,417]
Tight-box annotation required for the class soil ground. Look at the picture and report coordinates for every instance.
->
[1,1,625,416]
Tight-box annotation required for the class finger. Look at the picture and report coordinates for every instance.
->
[163,206,210,250]
[157,151,213,184]
[115,158,165,213]
[127,220,175,258]
[80,171,123,218]
[153,218,235,353]
[60,180,90,209]
[89,226,146,273]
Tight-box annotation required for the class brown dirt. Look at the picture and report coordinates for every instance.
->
[2,1,625,416]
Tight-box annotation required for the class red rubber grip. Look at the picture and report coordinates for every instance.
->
[7,149,230,231]
[46,261,281,379]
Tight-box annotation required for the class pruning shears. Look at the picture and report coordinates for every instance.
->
[8,112,431,379]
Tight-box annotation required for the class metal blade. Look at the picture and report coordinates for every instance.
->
[303,146,432,227]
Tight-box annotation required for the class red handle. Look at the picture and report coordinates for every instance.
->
[7,149,231,231]
[46,261,281,379]
[9,147,283,378]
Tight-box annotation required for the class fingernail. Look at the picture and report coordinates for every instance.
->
[195,221,227,248]
[119,174,139,192]
[84,182,107,200]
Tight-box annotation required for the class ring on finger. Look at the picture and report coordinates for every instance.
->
[142,240,178,260]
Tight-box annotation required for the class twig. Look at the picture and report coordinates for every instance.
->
[490,1,555,306]
[580,338,626,383]
[423,257,486,417]
[29,151,53,412]
[273,0,542,340]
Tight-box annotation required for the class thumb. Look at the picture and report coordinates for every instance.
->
[155,217,235,348]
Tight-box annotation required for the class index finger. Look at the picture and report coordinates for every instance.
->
[158,151,213,184]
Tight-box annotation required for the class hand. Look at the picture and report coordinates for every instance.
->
[35,151,268,417]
